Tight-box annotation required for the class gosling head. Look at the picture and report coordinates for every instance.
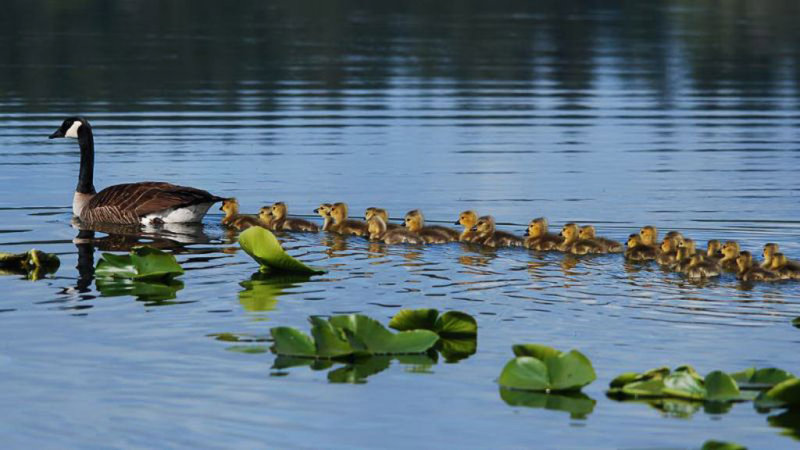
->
[258,207,273,223]
[627,233,643,249]
[365,207,388,222]
[314,203,333,218]
[49,117,90,140]
[330,202,349,223]
[404,209,424,232]
[471,215,496,235]
[559,223,579,243]
[455,210,478,228]
[721,241,740,260]
[271,202,288,221]
[526,217,548,238]
[706,239,722,257]
[661,236,679,254]
[639,226,659,246]
[221,198,239,214]
[578,225,596,240]
[678,238,697,255]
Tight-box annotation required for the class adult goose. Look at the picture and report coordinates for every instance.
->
[49,117,224,225]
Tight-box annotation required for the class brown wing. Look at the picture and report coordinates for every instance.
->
[82,182,224,224]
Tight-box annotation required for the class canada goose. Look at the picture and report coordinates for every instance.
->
[49,117,223,225]
[220,198,262,230]
[365,207,400,230]
[367,216,425,245]
[524,217,562,251]
[270,202,319,232]
[330,202,368,236]
[314,203,335,231]
[471,215,524,248]
[578,225,623,253]
[639,226,659,247]
[625,234,657,261]
[257,207,275,230]
[455,210,480,243]
[705,240,722,262]
[770,253,800,280]
[673,247,696,273]
[685,254,720,280]
[737,251,780,282]
[761,243,780,269]
[404,210,459,243]
[657,235,682,266]
[558,223,604,255]
[719,241,741,272]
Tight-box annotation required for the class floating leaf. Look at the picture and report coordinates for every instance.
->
[499,387,596,419]
[701,440,747,450]
[765,378,800,407]
[0,249,60,280]
[238,226,324,274]
[662,371,707,400]
[435,311,477,337]
[226,345,269,354]
[512,344,561,361]
[793,317,800,329]
[437,337,477,363]
[309,317,353,358]
[329,314,438,355]
[617,379,666,398]
[498,357,550,391]
[730,367,795,389]
[95,246,183,280]
[389,308,439,332]
[499,346,596,392]
[705,371,740,402]
[270,327,316,357]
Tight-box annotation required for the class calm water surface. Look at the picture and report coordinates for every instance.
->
[1,1,800,448]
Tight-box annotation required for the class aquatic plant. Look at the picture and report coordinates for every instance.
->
[0,249,60,280]
[238,226,324,274]
[498,344,596,392]
[95,246,183,280]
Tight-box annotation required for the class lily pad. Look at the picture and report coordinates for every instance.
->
[701,440,747,450]
[329,314,439,355]
[388,308,477,337]
[270,327,316,357]
[730,367,795,389]
[793,317,800,329]
[238,226,324,274]
[764,378,800,408]
[95,246,183,280]
[436,337,477,363]
[498,345,596,392]
[309,317,354,358]
[663,371,708,400]
[705,371,741,402]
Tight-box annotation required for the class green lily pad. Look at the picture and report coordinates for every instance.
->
[226,345,269,354]
[499,387,596,419]
[388,308,477,337]
[499,345,596,392]
[309,317,354,358]
[238,226,324,274]
[95,246,183,280]
[730,367,795,389]
[705,371,741,402]
[270,327,316,357]
[701,440,747,450]
[765,378,800,407]
[793,317,800,329]
[436,337,477,363]
[663,371,707,400]
[329,314,439,355]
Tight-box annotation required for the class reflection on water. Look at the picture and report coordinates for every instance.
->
[2,0,800,448]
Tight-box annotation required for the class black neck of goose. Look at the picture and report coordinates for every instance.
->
[77,125,96,194]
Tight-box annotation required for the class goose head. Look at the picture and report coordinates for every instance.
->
[559,223,579,243]
[455,210,478,229]
[639,226,658,246]
[526,217,548,238]
[404,209,424,232]
[471,215,495,236]
[367,215,387,240]
[49,117,90,140]
[736,250,753,273]
[271,202,288,221]
[578,225,596,240]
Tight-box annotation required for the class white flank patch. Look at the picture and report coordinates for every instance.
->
[141,202,214,224]
[72,191,93,216]
[65,121,82,138]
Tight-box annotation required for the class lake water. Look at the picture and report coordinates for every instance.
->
[2,1,800,448]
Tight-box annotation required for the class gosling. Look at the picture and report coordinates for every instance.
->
[685,254,721,280]
[220,198,262,230]
[558,223,605,255]
[625,234,657,261]
[761,243,780,269]
[472,215,524,248]
[719,241,741,272]
[523,217,562,251]
[404,209,459,244]
[770,253,800,280]
[270,202,319,232]
[578,225,623,253]
[367,215,425,245]
[313,203,335,232]
[330,202,369,236]
[639,226,659,248]
[657,235,682,266]
[455,210,480,243]
[737,251,780,282]
[365,207,400,230]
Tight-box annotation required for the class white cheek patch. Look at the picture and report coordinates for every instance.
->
[65,121,82,138]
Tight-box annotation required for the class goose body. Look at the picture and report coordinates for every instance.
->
[50,118,223,225]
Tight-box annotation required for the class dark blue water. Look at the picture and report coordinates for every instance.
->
[1,1,800,448]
